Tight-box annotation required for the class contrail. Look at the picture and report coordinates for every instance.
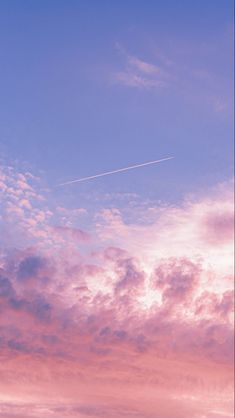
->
[58,156,174,186]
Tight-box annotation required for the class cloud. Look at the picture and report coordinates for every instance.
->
[0,276,14,298]
[114,71,167,89]
[0,165,234,417]
[202,210,234,245]
[17,256,47,281]
[153,257,200,303]
[110,41,233,116]
[112,44,171,89]
[51,225,90,242]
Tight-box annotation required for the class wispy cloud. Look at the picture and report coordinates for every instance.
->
[111,42,233,115]
[112,43,171,89]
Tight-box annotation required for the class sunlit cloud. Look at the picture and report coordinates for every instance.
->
[0,165,233,417]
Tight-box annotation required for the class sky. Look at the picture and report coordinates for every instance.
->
[0,1,234,418]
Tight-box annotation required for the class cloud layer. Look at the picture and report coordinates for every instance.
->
[0,166,234,417]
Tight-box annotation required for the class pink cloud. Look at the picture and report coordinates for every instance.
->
[113,44,170,89]
[114,71,167,89]
[153,257,201,303]
[0,166,234,417]
[203,210,234,245]
[51,225,90,242]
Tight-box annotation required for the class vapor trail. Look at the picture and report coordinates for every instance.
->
[59,156,174,186]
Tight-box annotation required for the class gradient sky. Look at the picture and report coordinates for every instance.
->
[0,2,234,418]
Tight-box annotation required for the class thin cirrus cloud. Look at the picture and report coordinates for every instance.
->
[0,164,234,417]
[112,43,171,89]
[111,42,232,115]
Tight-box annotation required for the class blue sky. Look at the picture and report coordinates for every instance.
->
[0,1,233,206]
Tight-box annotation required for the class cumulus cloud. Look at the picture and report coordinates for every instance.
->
[0,165,234,417]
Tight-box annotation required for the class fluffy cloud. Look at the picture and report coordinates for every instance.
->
[0,166,234,417]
